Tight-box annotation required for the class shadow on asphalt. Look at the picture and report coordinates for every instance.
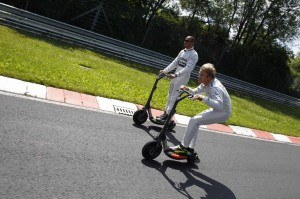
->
[141,159,236,199]
[132,123,184,147]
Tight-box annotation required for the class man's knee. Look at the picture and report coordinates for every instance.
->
[188,117,200,126]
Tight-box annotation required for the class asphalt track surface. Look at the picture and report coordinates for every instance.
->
[1,93,300,199]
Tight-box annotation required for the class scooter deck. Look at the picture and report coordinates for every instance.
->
[150,117,172,125]
[164,149,200,163]
[164,149,188,160]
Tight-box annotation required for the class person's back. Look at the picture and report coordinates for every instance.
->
[205,78,231,113]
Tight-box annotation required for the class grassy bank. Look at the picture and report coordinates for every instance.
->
[1,25,299,136]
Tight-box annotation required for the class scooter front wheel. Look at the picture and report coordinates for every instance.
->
[142,140,162,160]
[133,109,148,125]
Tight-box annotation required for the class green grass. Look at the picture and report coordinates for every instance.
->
[1,25,299,137]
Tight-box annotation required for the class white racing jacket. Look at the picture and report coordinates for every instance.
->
[161,47,198,114]
[162,48,198,79]
[188,78,232,113]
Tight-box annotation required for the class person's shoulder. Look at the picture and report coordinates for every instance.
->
[190,48,198,56]
[211,78,221,87]
[213,78,227,90]
[179,49,185,54]
[193,50,198,56]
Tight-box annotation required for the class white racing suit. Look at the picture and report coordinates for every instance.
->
[182,78,232,149]
[162,48,198,115]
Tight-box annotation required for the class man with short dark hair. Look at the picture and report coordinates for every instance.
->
[157,36,198,121]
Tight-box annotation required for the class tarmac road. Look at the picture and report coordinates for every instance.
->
[1,93,300,199]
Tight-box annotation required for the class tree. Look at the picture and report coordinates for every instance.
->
[288,54,300,96]
[132,0,169,44]
[231,0,300,49]
[2,0,300,95]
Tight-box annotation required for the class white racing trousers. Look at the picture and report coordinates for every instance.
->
[165,77,189,115]
[182,108,231,149]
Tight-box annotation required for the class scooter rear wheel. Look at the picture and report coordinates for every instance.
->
[133,109,148,125]
[142,140,162,160]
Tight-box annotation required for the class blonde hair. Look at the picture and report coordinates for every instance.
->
[200,63,216,78]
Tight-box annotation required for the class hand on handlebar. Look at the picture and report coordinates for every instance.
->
[192,94,204,101]
[159,70,177,79]
[168,74,176,79]
[180,85,189,91]
[162,73,176,79]
[177,87,204,101]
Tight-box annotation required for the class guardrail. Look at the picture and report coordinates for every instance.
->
[1,3,299,108]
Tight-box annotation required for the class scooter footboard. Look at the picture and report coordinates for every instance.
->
[164,148,188,160]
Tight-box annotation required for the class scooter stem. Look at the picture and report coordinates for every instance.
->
[145,73,166,109]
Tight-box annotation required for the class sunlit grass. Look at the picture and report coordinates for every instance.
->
[1,25,299,136]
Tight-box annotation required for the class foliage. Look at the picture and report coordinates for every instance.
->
[1,0,300,96]
[179,0,300,95]
[288,54,300,96]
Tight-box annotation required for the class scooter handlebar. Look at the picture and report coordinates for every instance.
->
[158,73,167,79]
[158,73,174,79]
[178,89,194,98]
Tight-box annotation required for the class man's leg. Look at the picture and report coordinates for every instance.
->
[182,109,230,148]
[165,80,184,115]
[157,82,174,119]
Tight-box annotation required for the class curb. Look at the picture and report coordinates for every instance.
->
[1,75,299,146]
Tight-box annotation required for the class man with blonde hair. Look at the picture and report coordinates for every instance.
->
[168,63,232,156]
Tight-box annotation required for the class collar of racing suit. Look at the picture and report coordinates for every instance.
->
[184,47,194,52]
[202,78,215,88]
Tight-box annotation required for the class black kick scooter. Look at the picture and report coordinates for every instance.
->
[141,90,199,164]
[133,73,176,130]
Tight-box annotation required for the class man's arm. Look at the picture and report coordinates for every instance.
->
[193,87,224,110]
[161,51,183,74]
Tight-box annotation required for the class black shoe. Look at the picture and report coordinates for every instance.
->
[157,112,167,119]
[159,114,169,121]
